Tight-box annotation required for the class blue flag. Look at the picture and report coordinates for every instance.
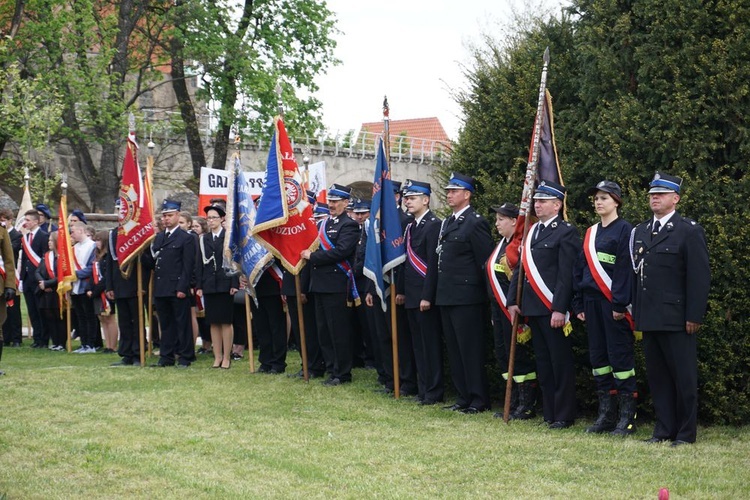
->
[224,157,274,290]
[364,139,406,311]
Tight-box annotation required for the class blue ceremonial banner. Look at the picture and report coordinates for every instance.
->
[363,138,406,311]
[224,157,274,289]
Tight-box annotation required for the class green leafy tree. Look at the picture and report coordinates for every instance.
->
[169,0,340,171]
[453,1,750,424]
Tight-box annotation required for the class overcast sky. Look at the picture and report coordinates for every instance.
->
[315,0,565,140]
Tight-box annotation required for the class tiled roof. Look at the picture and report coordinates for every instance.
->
[359,117,451,145]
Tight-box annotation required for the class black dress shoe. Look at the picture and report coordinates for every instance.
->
[671,440,692,447]
[323,377,342,386]
[443,403,468,411]
[176,362,191,369]
[30,343,40,349]
[460,406,488,415]
[150,362,173,368]
[643,437,671,444]
[111,359,134,367]
[548,420,575,429]
[373,386,394,394]
[420,399,440,406]
[12,342,21,347]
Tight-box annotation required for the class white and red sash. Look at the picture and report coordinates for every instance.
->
[405,223,427,278]
[92,261,111,314]
[486,242,511,322]
[44,251,56,280]
[21,233,41,268]
[522,222,555,311]
[583,224,634,330]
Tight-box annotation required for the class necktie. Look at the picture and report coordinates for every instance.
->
[27,232,33,245]
[652,220,661,237]
[535,223,544,240]
[166,231,172,239]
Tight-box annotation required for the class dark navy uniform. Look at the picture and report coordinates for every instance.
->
[509,213,580,425]
[632,212,710,443]
[404,209,444,403]
[426,205,494,411]
[2,225,23,346]
[252,268,287,373]
[106,229,149,365]
[144,222,196,367]
[20,228,49,347]
[308,213,359,383]
[282,266,325,377]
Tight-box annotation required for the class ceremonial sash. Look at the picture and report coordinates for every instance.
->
[583,224,634,330]
[318,222,360,305]
[405,223,427,278]
[268,263,286,307]
[44,251,55,280]
[22,233,41,268]
[92,261,111,315]
[486,242,511,322]
[522,222,571,328]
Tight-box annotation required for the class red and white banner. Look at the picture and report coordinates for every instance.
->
[116,132,155,276]
[198,167,264,210]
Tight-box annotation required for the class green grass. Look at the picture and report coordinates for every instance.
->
[1,346,749,499]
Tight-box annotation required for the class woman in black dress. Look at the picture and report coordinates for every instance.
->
[195,205,239,369]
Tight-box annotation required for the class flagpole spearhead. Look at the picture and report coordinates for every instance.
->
[543,46,550,66]
[128,112,136,134]
[275,83,284,118]
[61,173,68,196]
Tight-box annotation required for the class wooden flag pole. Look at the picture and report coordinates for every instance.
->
[503,47,550,423]
[147,274,154,357]
[65,296,72,353]
[244,291,255,372]
[383,97,400,399]
[294,274,309,381]
[137,259,146,367]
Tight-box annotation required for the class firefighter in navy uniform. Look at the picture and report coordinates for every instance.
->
[508,180,580,429]
[486,202,537,420]
[573,181,637,435]
[424,172,494,414]
[143,199,197,368]
[402,179,444,405]
[300,184,360,386]
[631,172,710,446]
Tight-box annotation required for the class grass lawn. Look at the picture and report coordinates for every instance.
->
[1,345,748,499]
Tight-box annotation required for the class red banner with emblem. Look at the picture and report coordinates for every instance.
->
[56,194,77,313]
[116,132,155,277]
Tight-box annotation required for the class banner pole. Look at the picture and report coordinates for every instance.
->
[244,291,255,372]
[137,259,145,367]
[295,273,309,381]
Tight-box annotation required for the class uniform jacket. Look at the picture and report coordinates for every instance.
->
[144,227,196,298]
[0,225,18,292]
[425,206,494,306]
[352,222,373,297]
[308,214,359,294]
[105,229,148,300]
[19,229,49,286]
[281,265,311,296]
[34,251,59,309]
[508,215,580,316]
[8,227,22,262]
[631,212,710,331]
[572,217,633,314]
[403,210,441,309]
[195,229,239,294]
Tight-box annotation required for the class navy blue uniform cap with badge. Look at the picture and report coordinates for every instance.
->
[533,180,566,200]
[444,172,476,192]
[392,180,403,195]
[648,171,682,194]
[314,205,330,217]
[490,202,520,218]
[161,199,181,213]
[328,184,352,201]
[586,180,622,205]
[352,199,371,213]
[402,179,431,197]
[306,189,317,205]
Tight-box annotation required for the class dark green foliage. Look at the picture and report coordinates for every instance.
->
[454,1,750,424]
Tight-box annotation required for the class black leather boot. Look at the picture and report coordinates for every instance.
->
[611,393,637,436]
[585,391,618,433]
[510,381,537,420]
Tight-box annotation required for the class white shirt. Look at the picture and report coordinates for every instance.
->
[72,238,96,295]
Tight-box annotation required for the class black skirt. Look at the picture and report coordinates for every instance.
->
[204,292,235,325]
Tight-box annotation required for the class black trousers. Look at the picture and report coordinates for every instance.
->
[253,295,288,372]
[71,294,98,348]
[288,294,325,376]
[406,306,444,402]
[528,315,576,422]
[643,330,697,443]
[584,295,636,393]
[2,298,22,344]
[116,297,142,362]
[155,295,194,365]
[40,308,67,347]
[24,287,46,346]
[491,302,536,380]
[315,292,353,382]
[440,303,490,410]
[367,300,417,393]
